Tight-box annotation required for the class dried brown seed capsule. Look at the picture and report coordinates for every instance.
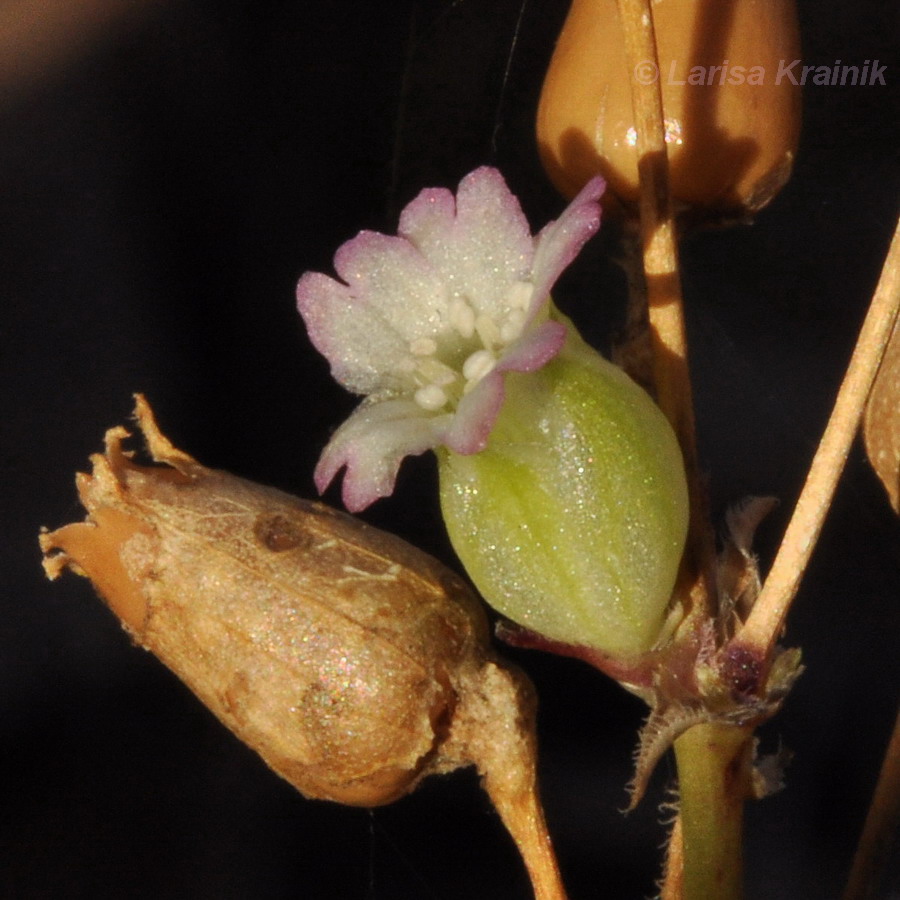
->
[40,396,566,900]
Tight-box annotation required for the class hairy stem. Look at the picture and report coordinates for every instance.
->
[660,816,685,900]
[736,216,900,657]
[673,723,754,900]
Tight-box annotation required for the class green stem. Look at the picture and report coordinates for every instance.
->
[673,722,754,900]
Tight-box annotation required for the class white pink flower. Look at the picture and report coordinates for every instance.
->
[297,166,604,511]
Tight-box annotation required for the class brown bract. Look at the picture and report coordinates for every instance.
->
[39,396,567,899]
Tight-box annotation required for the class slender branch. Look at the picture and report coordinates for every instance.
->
[613,5,749,899]
[613,0,691,454]
[614,0,716,615]
[488,778,568,900]
[843,703,900,900]
[736,215,900,655]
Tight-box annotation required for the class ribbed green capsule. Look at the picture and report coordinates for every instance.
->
[438,321,689,660]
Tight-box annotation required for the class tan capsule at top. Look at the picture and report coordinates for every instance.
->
[537,0,802,220]
[40,396,567,900]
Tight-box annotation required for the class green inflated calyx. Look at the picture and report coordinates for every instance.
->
[438,319,689,660]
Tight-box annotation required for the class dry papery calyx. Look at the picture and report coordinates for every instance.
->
[537,0,801,223]
[39,396,567,900]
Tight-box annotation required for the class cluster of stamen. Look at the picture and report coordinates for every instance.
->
[407,281,534,412]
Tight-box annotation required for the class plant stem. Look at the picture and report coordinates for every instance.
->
[843,703,900,900]
[673,723,754,900]
[736,215,900,657]
[614,0,715,612]
[613,4,745,898]
[613,0,692,456]
[488,778,568,900]
[660,816,685,900]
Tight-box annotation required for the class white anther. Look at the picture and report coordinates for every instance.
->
[475,314,500,349]
[417,357,458,386]
[506,281,533,310]
[409,337,437,356]
[499,309,526,343]
[414,384,448,411]
[462,349,496,383]
[449,297,476,339]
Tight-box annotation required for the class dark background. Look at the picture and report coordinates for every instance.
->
[2,1,899,897]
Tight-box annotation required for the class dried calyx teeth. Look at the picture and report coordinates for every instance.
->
[40,395,567,900]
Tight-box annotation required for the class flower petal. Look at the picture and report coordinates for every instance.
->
[314,398,451,512]
[444,372,505,455]
[442,321,568,455]
[333,231,448,342]
[443,322,567,456]
[528,176,605,318]
[297,271,410,395]
[298,167,606,510]
[498,320,568,374]
[397,186,456,248]
[400,167,534,319]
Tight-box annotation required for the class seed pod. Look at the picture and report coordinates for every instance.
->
[438,320,688,662]
[40,396,566,900]
[536,0,801,220]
